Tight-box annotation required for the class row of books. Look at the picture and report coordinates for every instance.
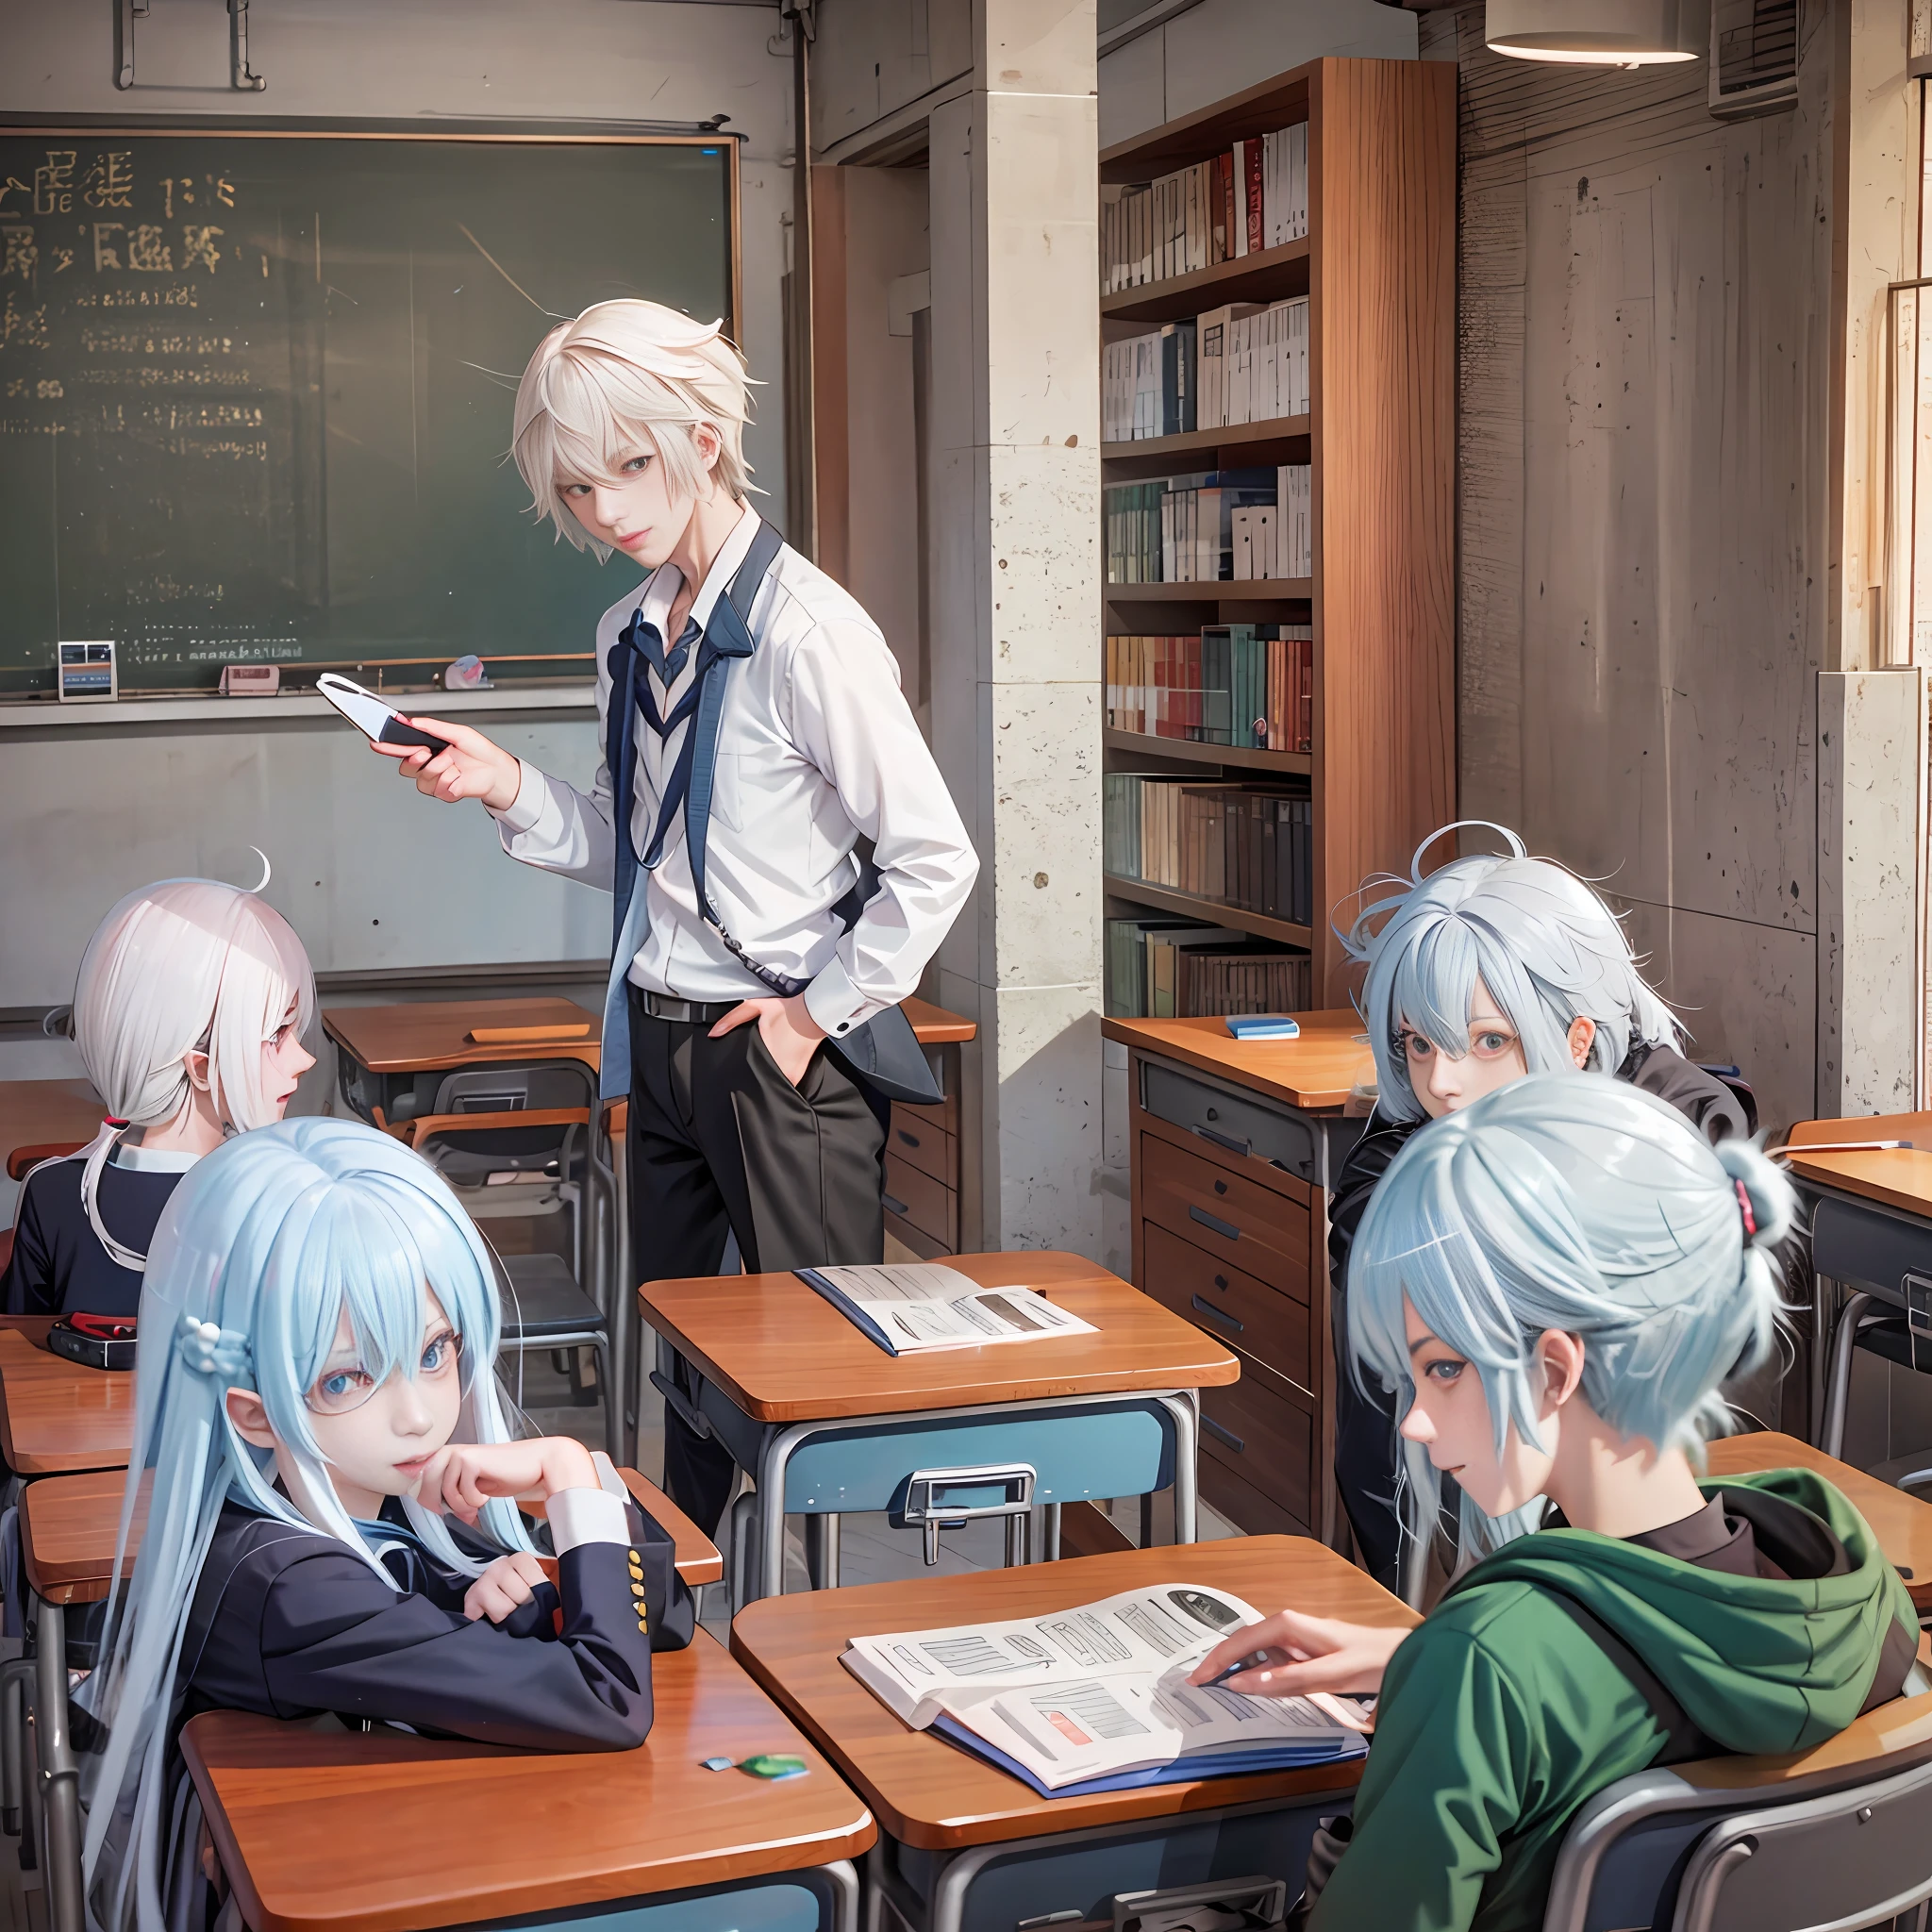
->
[1104,297,1309,443]
[1105,774,1317,927]
[1106,468,1310,583]
[1107,917,1313,1021]
[1106,627,1312,752]
[1100,123,1310,292]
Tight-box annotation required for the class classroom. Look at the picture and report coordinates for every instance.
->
[2,0,1931,1927]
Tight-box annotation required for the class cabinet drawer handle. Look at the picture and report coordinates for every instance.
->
[1213,1274,1229,1291]
[1191,1294,1243,1333]
[895,1128,922,1150]
[882,1192,910,1217]
[1213,1178,1228,1195]
[1192,1123,1250,1157]
[1201,1415,1245,1454]
[1189,1205,1241,1241]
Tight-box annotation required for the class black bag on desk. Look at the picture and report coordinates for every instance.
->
[47,1312,138,1372]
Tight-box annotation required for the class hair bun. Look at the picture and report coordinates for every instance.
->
[1713,1137,1794,1253]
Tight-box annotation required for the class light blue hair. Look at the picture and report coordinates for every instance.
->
[81,1117,536,1932]
[1341,823,1685,1124]
[1348,1073,1791,1569]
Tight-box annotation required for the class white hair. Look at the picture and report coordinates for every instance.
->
[1341,823,1686,1124]
[511,299,758,560]
[70,874,315,1267]
[1349,1073,1791,1567]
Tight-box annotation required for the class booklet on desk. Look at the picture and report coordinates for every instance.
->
[795,1263,1098,1357]
[841,1581,1370,1796]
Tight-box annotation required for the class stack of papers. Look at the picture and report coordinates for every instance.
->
[842,1582,1371,1795]
[796,1263,1098,1357]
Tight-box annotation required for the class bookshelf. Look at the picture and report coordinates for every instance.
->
[1099,56,1456,1010]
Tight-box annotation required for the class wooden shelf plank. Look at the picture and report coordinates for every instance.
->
[1103,728,1309,774]
[1104,578,1313,602]
[1101,240,1308,325]
[1101,68,1313,179]
[1101,413,1310,474]
[1103,875,1313,948]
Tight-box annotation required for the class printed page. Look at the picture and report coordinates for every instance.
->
[842,1582,1263,1723]
[811,1264,1100,1353]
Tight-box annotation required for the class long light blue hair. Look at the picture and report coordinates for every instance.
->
[1347,1073,1791,1569]
[80,1117,536,1932]
[1340,823,1685,1124]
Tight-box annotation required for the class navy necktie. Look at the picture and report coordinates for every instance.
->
[627,613,702,713]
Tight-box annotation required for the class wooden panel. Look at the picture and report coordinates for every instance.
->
[181,1634,875,1932]
[322,1000,602,1076]
[729,1537,1415,1850]
[1307,58,1457,1006]
[1141,1221,1310,1391]
[1201,1448,1312,1541]
[0,1327,134,1475]
[902,996,976,1046]
[637,1252,1241,1424]
[887,1107,954,1188]
[884,1210,949,1261]
[1104,1012,1372,1114]
[1200,1370,1314,1528]
[0,1077,104,1165]
[891,1091,959,1137]
[1140,1132,1310,1292]
[881,1152,956,1250]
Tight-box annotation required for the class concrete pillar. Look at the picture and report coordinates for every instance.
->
[925,0,1102,1255]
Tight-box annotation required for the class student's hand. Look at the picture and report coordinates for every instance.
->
[462,1549,551,1624]
[369,715,524,813]
[1189,1607,1411,1698]
[418,1437,601,1524]
[708,993,828,1089]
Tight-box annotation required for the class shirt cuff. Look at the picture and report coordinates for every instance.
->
[803,952,885,1040]
[488,758,543,834]
[545,1486,631,1554]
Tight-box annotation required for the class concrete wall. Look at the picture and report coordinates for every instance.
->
[0,0,792,1011]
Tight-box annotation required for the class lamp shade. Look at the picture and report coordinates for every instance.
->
[1486,0,1706,62]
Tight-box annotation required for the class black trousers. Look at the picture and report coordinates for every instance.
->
[1330,1286,1406,1594]
[626,989,887,1535]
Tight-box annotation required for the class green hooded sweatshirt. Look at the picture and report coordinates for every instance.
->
[1307,1470,1918,1932]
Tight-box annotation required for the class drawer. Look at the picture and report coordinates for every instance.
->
[1141,1061,1318,1182]
[1200,1451,1312,1540]
[1140,1132,1310,1293]
[1142,1222,1310,1390]
[893,1091,958,1137]
[883,1151,957,1250]
[1198,1371,1312,1528]
[888,1106,955,1188]
[885,1209,949,1261]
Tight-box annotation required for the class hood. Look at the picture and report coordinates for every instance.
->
[1449,1469,1916,1755]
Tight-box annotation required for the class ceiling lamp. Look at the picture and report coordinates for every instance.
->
[1486,0,1706,64]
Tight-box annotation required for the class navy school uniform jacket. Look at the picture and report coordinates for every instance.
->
[2,1143,198,1319]
[175,1492,680,1751]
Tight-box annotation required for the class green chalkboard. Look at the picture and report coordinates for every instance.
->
[0,127,737,697]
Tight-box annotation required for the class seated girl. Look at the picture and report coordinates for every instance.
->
[4,873,316,1317]
[1193,1074,1916,1932]
[80,1117,671,1932]
[1330,824,1753,1589]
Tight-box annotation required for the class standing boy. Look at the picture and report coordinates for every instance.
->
[370,301,978,1533]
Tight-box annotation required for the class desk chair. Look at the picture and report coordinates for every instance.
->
[1542,1690,1932,1932]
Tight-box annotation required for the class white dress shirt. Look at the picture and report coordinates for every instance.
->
[493,509,978,1040]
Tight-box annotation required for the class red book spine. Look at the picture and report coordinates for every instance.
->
[1244,141,1264,256]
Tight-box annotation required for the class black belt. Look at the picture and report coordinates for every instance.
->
[637,990,744,1025]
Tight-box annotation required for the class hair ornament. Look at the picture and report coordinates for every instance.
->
[1734,1177,1757,1240]
[176,1313,254,1386]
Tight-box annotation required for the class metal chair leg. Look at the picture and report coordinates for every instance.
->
[32,1599,81,1932]
[728,1491,758,1618]
[805,1513,841,1591]
[1824,1290,1875,1459]
[595,1337,621,1465]
[0,1657,34,1836]
[1043,1500,1062,1561]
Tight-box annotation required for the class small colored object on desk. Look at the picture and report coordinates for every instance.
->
[704,1753,810,1780]
[1224,1015,1300,1041]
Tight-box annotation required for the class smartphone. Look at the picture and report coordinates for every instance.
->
[317,674,452,757]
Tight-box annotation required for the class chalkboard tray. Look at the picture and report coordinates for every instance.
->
[0,125,737,698]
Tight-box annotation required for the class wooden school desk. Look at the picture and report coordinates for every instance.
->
[730,1536,1416,1932]
[1781,1112,1932,1449]
[640,1252,1240,1607]
[181,1631,875,1932]
[1100,1012,1375,1544]
[1704,1431,1932,1611]
[0,1327,133,1476]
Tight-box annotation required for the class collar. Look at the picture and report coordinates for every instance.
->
[633,506,762,643]
[109,1141,202,1174]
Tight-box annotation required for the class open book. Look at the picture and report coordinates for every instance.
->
[796,1263,1098,1357]
[842,1581,1371,1795]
